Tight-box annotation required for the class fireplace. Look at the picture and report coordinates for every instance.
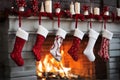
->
[0,16,119,80]
[36,35,107,80]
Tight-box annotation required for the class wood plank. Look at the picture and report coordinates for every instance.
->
[109,50,120,56]
[109,69,120,74]
[109,74,120,80]
[109,57,120,62]
[110,38,120,43]
[109,62,120,69]
[110,43,120,50]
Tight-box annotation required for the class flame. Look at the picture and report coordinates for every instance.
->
[36,37,95,79]
[36,49,71,78]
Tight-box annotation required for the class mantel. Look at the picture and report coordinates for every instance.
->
[9,16,114,22]
[9,16,120,35]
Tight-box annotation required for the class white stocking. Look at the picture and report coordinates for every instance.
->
[84,29,99,62]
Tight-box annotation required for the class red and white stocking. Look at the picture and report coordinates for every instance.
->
[98,29,113,61]
[32,25,49,61]
[68,28,84,61]
[84,29,99,62]
[50,28,67,62]
[10,28,29,66]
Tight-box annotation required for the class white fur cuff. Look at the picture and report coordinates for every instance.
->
[74,28,84,40]
[89,29,99,39]
[37,25,49,38]
[16,28,29,41]
[56,28,67,39]
[103,29,113,40]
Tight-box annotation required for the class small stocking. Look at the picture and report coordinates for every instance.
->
[68,28,84,61]
[10,28,29,66]
[98,29,113,61]
[32,25,49,61]
[50,28,67,62]
[84,29,99,62]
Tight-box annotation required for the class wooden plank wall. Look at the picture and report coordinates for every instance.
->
[109,34,120,80]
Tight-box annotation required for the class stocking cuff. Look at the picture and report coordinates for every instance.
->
[16,28,29,41]
[37,25,49,38]
[89,29,99,39]
[56,28,67,39]
[74,28,84,39]
[103,29,113,40]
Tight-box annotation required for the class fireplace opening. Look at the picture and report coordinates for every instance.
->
[36,35,108,80]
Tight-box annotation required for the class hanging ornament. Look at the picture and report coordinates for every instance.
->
[16,0,27,27]
[82,5,92,19]
[102,6,110,21]
[54,2,61,13]
[83,5,89,15]
[16,0,26,12]
[16,0,32,17]
[103,6,109,16]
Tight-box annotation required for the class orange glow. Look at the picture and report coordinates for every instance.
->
[36,37,95,79]
[36,49,72,78]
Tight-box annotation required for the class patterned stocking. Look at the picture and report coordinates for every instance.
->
[98,29,113,61]
[68,28,84,61]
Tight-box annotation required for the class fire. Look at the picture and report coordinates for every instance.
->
[36,38,95,79]
[36,49,71,78]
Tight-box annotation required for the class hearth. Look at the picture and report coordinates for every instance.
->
[1,16,118,80]
[36,35,107,80]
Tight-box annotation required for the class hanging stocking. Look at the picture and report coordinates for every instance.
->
[84,29,99,62]
[10,28,29,66]
[32,25,49,61]
[50,28,67,62]
[98,29,113,61]
[68,28,84,61]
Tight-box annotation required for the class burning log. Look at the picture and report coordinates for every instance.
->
[37,72,86,80]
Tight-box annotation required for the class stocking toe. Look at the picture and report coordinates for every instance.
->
[32,48,41,61]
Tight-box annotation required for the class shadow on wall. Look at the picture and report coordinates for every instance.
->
[0,11,9,80]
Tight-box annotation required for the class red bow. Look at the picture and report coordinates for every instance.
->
[16,0,26,7]
[54,2,61,9]
[32,0,38,6]
[103,6,109,12]
[31,0,39,15]
[82,5,89,11]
